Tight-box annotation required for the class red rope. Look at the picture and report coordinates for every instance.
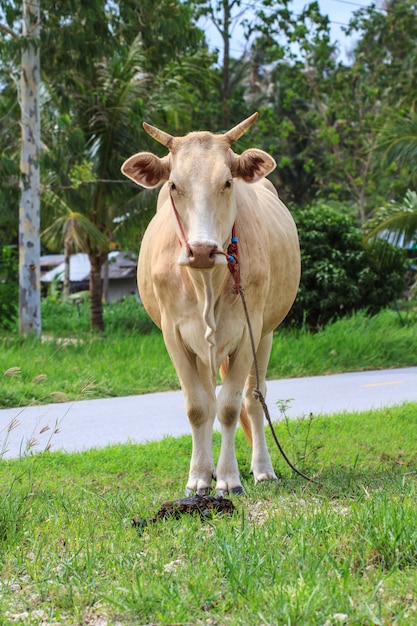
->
[226,225,240,294]
[170,190,189,249]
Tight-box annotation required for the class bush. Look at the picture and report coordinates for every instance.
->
[0,245,18,329]
[286,203,406,328]
[103,296,156,334]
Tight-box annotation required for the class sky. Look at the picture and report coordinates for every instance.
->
[199,0,376,63]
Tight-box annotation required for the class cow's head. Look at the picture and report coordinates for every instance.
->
[121,113,276,268]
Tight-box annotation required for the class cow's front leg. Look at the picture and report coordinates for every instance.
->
[162,328,216,494]
[185,393,216,494]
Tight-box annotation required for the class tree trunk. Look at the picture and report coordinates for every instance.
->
[102,253,109,303]
[89,253,104,331]
[19,0,41,337]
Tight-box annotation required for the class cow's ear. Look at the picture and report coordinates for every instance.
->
[231,149,276,183]
[121,153,171,188]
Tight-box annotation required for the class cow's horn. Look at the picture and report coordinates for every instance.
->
[143,122,174,149]
[223,112,258,144]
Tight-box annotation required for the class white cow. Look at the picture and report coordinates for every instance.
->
[122,113,300,494]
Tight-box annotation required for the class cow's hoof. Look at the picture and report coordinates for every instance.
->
[216,486,244,496]
[184,487,211,496]
[254,471,278,483]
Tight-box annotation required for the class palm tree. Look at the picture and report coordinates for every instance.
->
[364,113,417,299]
[365,111,417,250]
[42,191,108,300]
[41,36,148,330]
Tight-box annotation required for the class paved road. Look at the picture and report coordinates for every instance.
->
[1,367,416,459]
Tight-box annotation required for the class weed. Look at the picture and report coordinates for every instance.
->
[276,398,322,472]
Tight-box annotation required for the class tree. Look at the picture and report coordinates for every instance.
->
[41,187,109,300]
[203,0,252,128]
[39,2,209,330]
[243,1,339,205]
[338,0,417,219]
[346,0,417,109]
[0,0,43,335]
[41,37,148,330]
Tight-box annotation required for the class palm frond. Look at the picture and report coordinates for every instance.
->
[378,110,417,172]
[364,190,417,248]
[42,209,108,255]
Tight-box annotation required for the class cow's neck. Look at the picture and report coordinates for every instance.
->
[188,265,229,378]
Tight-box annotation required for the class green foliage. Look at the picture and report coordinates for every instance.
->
[287,203,406,328]
[347,0,417,109]
[0,245,18,329]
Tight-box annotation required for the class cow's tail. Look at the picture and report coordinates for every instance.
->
[219,359,253,447]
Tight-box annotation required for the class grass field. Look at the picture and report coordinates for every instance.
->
[1,402,416,625]
[1,298,416,409]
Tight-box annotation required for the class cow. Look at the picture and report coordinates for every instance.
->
[121,113,300,495]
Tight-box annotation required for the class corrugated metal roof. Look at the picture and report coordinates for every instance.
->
[41,252,137,283]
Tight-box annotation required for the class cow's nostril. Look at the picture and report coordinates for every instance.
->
[188,243,217,268]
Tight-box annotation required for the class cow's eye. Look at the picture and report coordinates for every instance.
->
[169,181,183,195]
[222,180,232,193]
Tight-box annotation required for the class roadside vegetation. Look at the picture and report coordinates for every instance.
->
[0,401,416,624]
[1,297,416,409]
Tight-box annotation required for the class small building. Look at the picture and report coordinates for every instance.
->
[40,251,138,302]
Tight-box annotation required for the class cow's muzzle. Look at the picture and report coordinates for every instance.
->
[187,243,218,268]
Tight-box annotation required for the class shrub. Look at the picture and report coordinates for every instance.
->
[103,296,156,334]
[41,294,156,335]
[286,203,406,328]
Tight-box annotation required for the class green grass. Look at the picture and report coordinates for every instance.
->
[1,299,416,409]
[269,307,417,378]
[1,402,416,625]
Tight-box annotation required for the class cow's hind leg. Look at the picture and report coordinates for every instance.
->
[244,332,277,483]
[215,383,245,495]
